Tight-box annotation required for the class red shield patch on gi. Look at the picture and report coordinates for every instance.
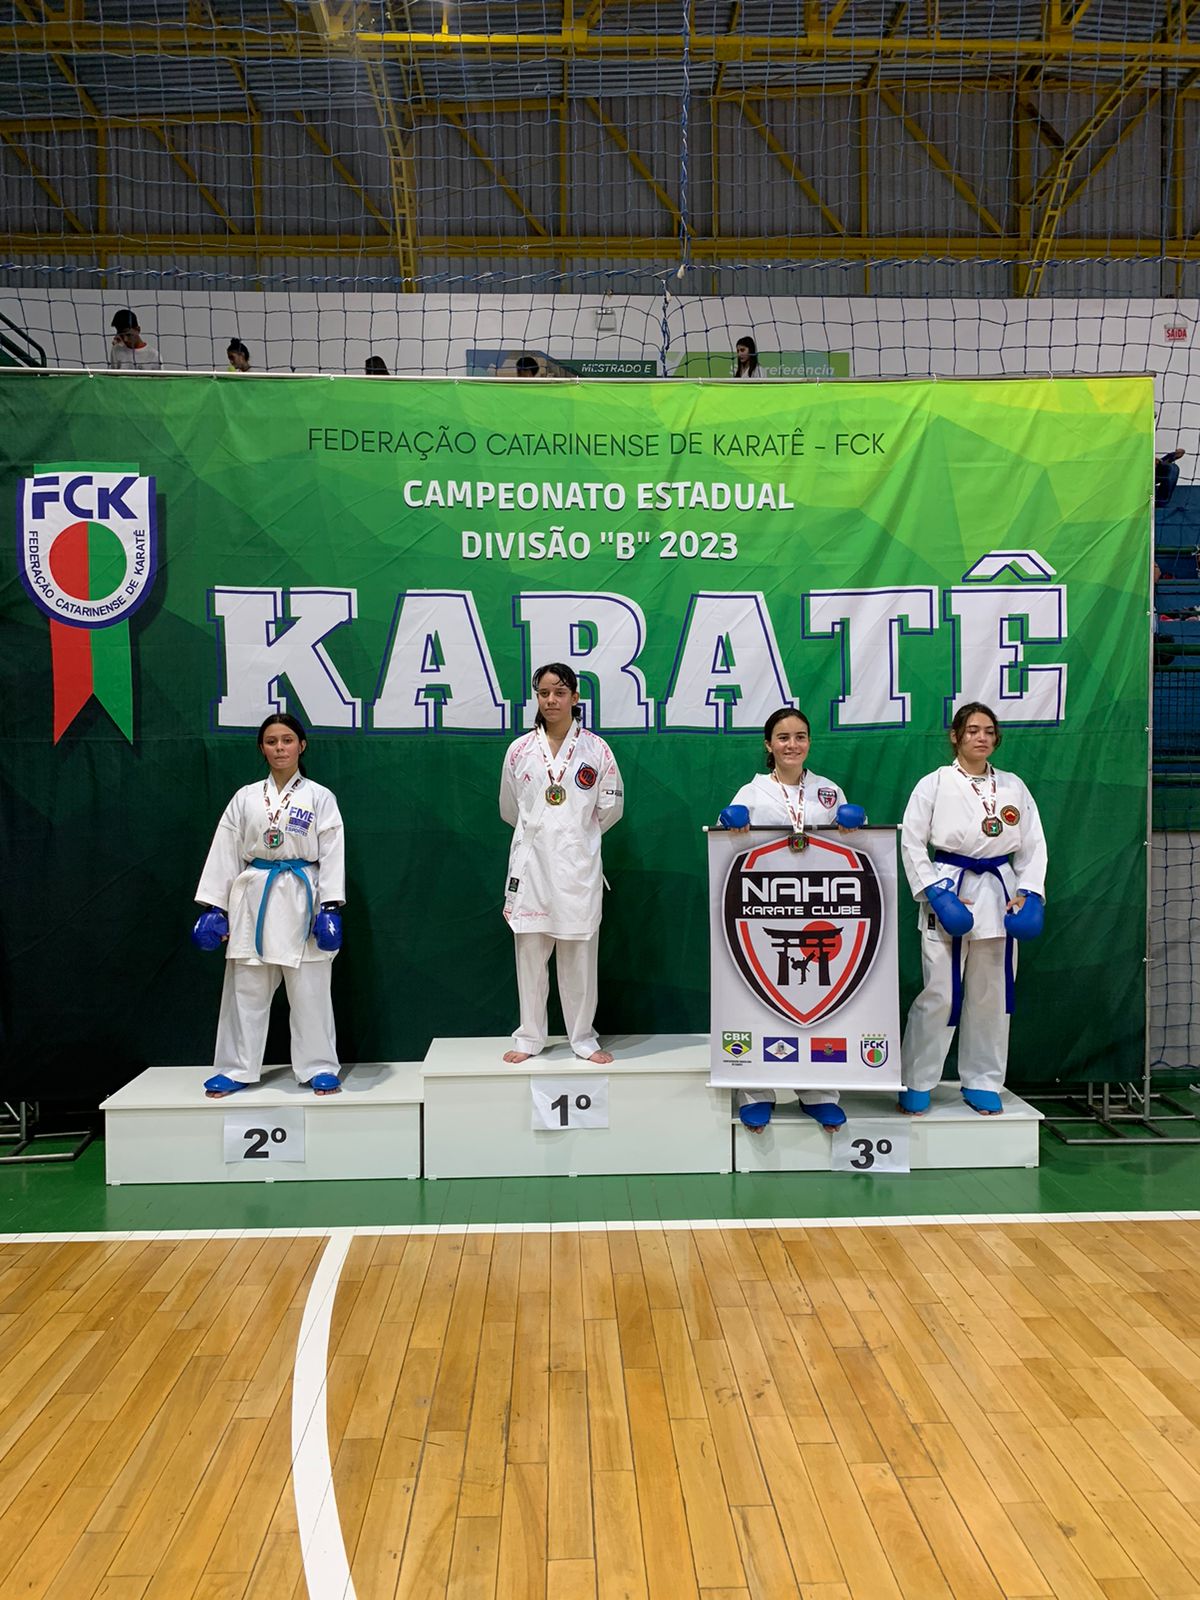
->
[723,833,883,1026]
[575,764,598,790]
[817,787,837,808]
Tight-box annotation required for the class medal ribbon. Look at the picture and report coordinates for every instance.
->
[263,773,303,836]
[954,761,998,828]
[772,769,806,832]
[536,724,580,791]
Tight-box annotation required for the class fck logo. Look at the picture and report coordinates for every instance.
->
[17,465,158,742]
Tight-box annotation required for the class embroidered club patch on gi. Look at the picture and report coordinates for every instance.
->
[575,764,598,790]
[1000,805,1021,826]
[817,788,837,808]
[508,877,520,893]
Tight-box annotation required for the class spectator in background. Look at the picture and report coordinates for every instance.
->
[364,355,389,376]
[733,335,761,380]
[1156,447,1186,508]
[108,309,160,370]
[226,338,251,373]
[515,355,541,377]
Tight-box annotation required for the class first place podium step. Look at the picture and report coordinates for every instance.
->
[101,1062,422,1184]
[422,1033,732,1178]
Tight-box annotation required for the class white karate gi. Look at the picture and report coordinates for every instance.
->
[500,725,623,1058]
[725,770,848,1110]
[900,764,1047,1093]
[195,775,345,1084]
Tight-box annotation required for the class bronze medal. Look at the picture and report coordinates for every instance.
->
[981,816,1003,839]
[788,831,808,853]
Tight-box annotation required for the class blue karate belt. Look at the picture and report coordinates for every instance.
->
[249,858,314,958]
[933,849,1016,1029]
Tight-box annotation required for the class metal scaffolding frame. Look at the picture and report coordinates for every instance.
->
[0,1,1197,286]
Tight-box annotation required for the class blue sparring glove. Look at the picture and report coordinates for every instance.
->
[1004,891,1044,941]
[313,905,343,952]
[836,803,867,829]
[925,878,975,936]
[192,907,229,951]
[718,804,751,829]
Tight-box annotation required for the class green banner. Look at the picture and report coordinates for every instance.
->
[0,373,1151,1093]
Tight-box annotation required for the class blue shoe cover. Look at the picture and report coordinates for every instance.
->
[799,1101,846,1129]
[962,1087,1003,1115]
[738,1101,772,1129]
[204,1074,249,1097]
[310,1072,342,1095]
[897,1089,931,1115]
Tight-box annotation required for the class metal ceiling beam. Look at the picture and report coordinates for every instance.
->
[736,100,845,235]
[147,124,242,234]
[445,111,549,237]
[0,134,87,234]
[877,86,1005,236]
[5,231,1200,262]
[1022,0,1200,293]
[584,97,689,236]
[290,108,392,233]
[9,24,1200,68]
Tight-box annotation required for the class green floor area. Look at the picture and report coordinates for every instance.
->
[6,1115,1200,1233]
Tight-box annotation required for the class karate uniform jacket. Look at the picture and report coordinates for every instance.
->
[500,726,623,939]
[725,770,847,829]
[195,777,345,967]
[900,764,1047,939]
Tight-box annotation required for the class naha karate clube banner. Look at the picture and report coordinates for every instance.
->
[708,827,902,1090]
[0,372,1151,1091]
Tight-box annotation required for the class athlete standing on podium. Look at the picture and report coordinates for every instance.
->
[500,663,624,1064]
[898,702,1047,1116]
[718,707,868,1132]
[192,713,346,1098]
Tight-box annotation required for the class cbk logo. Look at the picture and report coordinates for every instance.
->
[17,465,158,742]
[722,834,883,1026]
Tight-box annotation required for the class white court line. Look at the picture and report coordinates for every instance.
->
[2,1209,1199,1244]
[292,1228,357,1600]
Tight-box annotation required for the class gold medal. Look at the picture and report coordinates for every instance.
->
[538,725,580,809]
[788,831,808,853]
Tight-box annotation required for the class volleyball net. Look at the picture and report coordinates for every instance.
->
[2,1,1200,1084]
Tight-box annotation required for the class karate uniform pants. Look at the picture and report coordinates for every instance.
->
[901,930,1011,1094]
[214,958,339,1084]
[739,1086,841,1110]
[513,931,600,1059]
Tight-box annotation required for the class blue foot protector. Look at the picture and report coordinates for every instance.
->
[204,1074,249,1098]
[962,1087,1003,1115]
[897,1088,931,1115]
[738,1101,772,1129]
[310,1072,342,1095]
[798,1101,846,1129]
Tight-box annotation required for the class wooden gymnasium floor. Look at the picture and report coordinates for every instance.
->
[6,1218,1200,1598]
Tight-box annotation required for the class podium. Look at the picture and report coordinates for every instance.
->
[100,1062,422,1184]
[732,1085,1043,1171]
[422,1034,731,1179]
